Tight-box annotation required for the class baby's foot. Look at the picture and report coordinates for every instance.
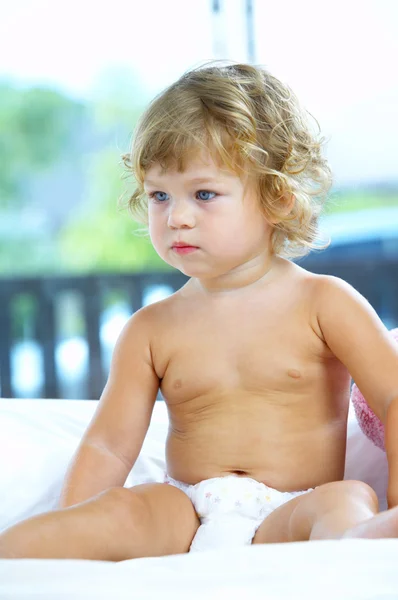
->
[342,506,398,539]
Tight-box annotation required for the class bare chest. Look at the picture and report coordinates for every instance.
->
[154,298,335,404]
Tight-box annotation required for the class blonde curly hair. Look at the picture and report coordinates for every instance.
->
[121,61,332,259]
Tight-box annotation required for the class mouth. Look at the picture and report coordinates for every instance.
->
[171,243,199,255]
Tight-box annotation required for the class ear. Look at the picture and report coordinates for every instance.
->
[268,194,295,224]
[284,193,295,215]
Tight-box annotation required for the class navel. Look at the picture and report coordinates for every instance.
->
[287,368,301,379]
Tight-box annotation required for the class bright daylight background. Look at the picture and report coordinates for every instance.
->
[0,0,397,397]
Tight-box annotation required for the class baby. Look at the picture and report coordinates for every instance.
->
[2,62,398,560]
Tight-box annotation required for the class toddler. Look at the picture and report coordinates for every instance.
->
[2,62,398,560]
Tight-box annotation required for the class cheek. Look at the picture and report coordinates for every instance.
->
[209,224,247,255]
[217,213,268,251]
[148,207,162,233]
[148,216,163,251]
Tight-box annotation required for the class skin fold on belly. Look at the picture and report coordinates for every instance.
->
[164,402,348,491]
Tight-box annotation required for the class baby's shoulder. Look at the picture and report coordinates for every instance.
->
[133,288,185,328]
[287,259,344,287]
[294,267,349,301]
[275,258,323,295]
[277,261,347,316]
[287,266,358,332]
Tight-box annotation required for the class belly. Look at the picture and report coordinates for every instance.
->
[165,393,349,492]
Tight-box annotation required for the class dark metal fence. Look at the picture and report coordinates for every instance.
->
[1,258,397,399]
[0,271,187,399]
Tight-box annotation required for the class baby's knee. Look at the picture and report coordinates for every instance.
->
[320,480,379,511]
[94,487,150,533]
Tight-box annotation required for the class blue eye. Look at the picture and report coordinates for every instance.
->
[148,190,216,202]
[197,190,216,201]
[150,191,169,202]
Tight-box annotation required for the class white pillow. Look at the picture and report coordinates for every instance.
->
[0,399,388,533]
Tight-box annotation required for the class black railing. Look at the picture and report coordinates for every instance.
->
[1,258,397,399]
[0,271,187,399]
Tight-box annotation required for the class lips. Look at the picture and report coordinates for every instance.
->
[171,243,199,255]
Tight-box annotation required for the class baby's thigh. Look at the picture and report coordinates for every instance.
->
[252,480,377,544]
[126,482,200,555]
[252,492,306,544]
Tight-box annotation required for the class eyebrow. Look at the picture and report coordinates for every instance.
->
[144,176,223,186]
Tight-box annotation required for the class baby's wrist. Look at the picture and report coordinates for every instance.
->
[387,485,398,509]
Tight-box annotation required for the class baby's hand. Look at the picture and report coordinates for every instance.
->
[387,485,398,509]
[386,394,398,509]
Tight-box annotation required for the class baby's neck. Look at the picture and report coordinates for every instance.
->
[192,255,282,296]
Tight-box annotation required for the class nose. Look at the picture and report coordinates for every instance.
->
[167,199,195,229]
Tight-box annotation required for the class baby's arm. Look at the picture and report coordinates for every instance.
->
[314,275,398,507]
[59,307,159,508]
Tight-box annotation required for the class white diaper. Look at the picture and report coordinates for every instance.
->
[164,474,312,552]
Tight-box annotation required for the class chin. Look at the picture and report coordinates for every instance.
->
[174,266,204,278]
[170,262,210,278]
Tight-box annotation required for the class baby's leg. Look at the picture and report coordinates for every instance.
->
[0,483,199,561]
[253,480,387,543]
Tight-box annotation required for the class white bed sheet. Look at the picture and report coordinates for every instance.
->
[0,398,396,599]
[1,540,398,600]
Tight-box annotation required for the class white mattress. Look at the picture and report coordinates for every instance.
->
[0,399,397,599]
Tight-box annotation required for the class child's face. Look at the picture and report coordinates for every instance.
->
[144,151,274,279]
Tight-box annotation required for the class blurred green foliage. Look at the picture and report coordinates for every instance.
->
[58,66,170,274]
[325,189,398,215]
[0,82,85,208]
[0,71,170,275]
[59,147,168,273]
